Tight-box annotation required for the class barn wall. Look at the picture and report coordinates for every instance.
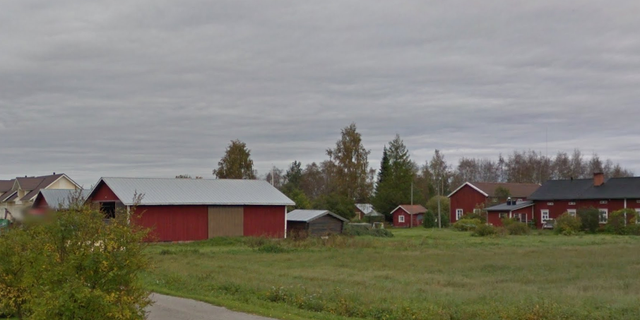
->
[449,185,487,223]
[208,206,244,238]
[135,205,208,242]
[308,215,344,236]
[244,205,285,238]
[393,209,421,228]
[533,199,635,228]
[488,206,533,226]
[32,196,48,209]
[90,181,120,202]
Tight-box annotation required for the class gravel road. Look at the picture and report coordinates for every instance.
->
[147,293,278,320]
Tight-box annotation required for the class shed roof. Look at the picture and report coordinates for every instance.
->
[529,177,640,200]
[392,204,427,215]
[486,201,534,212]
[36,189,91,209]
[89,177,295,206]
[355,203,383,216]
[287,210,348,223]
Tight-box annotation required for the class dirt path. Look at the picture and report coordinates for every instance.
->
[147,293,278,320]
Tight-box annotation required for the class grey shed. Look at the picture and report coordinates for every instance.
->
[287,210,347,237]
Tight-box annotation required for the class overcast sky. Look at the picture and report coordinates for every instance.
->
[1,1,639,187]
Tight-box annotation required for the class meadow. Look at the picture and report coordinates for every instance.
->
[142,229,640,320]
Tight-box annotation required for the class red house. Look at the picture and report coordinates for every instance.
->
[448,182,540,223]
[86,177,294,242]
[528,173,640,228]
[392,205,427,228]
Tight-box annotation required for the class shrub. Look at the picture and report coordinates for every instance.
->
[461,212,486,223]
[453,219,482,231]
[554,213,581,235]
[343,224,394,237]
[577,207,600,233]
[0,205,151,319]
[505,221,530,235]
[423,211,436,228]
[606,209,635,235]
[472,224,498,237]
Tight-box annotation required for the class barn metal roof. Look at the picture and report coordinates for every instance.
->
[90,177,295,206]
[355,203,383,216]
[37,189,90,209]
[287,209,348,223]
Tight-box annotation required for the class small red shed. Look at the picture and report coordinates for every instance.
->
[86,177,294,242]
[391,205,427,228]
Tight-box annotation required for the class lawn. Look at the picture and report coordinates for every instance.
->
[142,229,640,320]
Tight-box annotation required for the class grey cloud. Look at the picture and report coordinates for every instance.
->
[1,1,639,186]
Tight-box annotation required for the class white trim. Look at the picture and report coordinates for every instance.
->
[598,208,608,224]
[447,182,489,198]
[398,215,405,223]
[541,209,550,222]
[635,209,640,224]
[567,209,577,217]
[25,174,82,201]
[456,209,463,220]
[284,206,287,239]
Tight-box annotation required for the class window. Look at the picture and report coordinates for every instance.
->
[456,209,463,220]
[541,210,550,222]
[100,202,116,219]
[599,200,608,204]
[547,202,554,206]
[473,208,481,214]
[568,202,576,206]
[567,209,577,217]
[598,209,608,224]
[499,213,507,219]
[636,209,640,224]
[514,213,526,222]
[398,215,405,223]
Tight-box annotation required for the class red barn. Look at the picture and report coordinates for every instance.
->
[448,182,540,223]
[86,177,294,242]
[528,173,640,228]
[391,205,426,228]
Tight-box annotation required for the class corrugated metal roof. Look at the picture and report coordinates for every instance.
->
[287,209,348,222]
[38,189,90,209]
[355,203,383,216]
[486,201,534,212]
[92,177,295,206]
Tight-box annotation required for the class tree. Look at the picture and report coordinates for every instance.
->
[372,135,419,220]
[265,166,284,189]
[426,196,450,227]
[213,140,257,179]
[284,161,303,190]
[326,123,374,202]
[429,150,451,195]
[494,186,511,201]
[423,211,436,228]
[577,207,600,233]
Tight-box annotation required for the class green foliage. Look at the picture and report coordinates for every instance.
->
[284,188,311,210]
[426,196,450,226]
[504,221,530,235]
[494,186,511,200]
[313,193,355,220]
[343,224,394,237]
[453,218,482,231]
[554,213,582,235]
[372,135,421,220]
[605,209,635,235]
[472,224,498,237]
[213,139,257,179]
[577,207,600,233]
[0,205,151,319]
[461,212,486,223]
[422,211,436,228]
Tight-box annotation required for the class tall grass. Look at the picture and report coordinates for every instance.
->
[143,229,640,320]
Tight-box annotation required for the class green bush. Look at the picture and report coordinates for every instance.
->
[555,213,582,235]
[461,213,486,223]
[422,211,436,228]
[472,224,498,237]
[453,219,482,231]
[0,205,151,319]
[505,221,530,235]
[343,224,394,237]
[606,209,635,235]
[577,207,600,233]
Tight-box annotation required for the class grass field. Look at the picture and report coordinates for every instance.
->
[142,229,640,320]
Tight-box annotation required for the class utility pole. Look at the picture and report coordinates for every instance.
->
[410,182,414,228]
[437,177,442,229]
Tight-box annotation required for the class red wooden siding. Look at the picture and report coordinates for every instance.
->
[90,181,120,202]
[392,208,422,228]
[533,199,635,228]
[243,205,286,238]
[32,196,48,209]
[487,206,534,226]
[135,205,208,242]
[449,185,487,223]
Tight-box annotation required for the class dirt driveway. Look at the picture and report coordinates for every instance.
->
[147,293,278,320]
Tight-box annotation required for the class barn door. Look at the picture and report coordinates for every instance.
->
[208,206,244,238]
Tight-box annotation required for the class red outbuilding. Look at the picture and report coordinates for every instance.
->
[485,200,535,226]
[448,182,540,223]
[391,204,427,228]
[86,177,294,242]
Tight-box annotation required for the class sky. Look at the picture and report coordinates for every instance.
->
[1,1,639,187]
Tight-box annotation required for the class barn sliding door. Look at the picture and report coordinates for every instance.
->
[208,206,244,238]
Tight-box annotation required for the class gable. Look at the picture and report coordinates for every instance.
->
[448,182,489,198]
[89,181,121,202]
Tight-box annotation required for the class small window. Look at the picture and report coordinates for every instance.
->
[599,200,608,204]
[598,209,608,224]
[547,202,554,206]
[636,209,640,224]
[100,202,116,219]
[541,210,550,222]
[499,213,507,219]
[398,215,405,223]
[568,202,576,206]
[456,209,463,220]
[473,208,481,214]
[567,209,577,217]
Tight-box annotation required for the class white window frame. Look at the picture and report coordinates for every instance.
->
[568,201,576,206]
[598,208,608,224]
[398,215,405,223]
[473,208,481,214]
[636,208,640,224]
[547,202,554,206]
[599,200,608,204]
[567,209,577,217]
[541,210,550,222]
[456,209,463,220]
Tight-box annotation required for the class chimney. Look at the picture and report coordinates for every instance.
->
[507,197,512,205]
[593,172,604,187]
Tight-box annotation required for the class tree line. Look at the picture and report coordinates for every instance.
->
[204,123,633,220]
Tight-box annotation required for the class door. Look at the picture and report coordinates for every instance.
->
[208,206,243,238]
